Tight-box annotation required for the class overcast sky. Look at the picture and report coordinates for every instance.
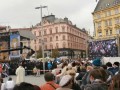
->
[0,0,98,35]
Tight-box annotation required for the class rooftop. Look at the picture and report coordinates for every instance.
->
[94,0,120,12]
[35,14,87,33]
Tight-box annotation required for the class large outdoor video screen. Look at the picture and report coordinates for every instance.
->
[88,39,118,59]
[10,34,20,58]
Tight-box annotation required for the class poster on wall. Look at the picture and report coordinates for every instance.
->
[0,42,9,60]
[10,34,20,58]
[88,39,118,59]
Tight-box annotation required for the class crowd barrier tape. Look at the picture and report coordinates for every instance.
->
[25,70,52,72]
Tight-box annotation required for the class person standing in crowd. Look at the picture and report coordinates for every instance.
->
[56,75,73,90]
[113,62,119,75]
[81,66,93,89]
[40,72,60,90]
[0,63,3,77]
[36,62,40,77]
[15,63,25,84]
[92,58,101,69]
[84,68,108,90]
[5,77,15,90]
[108,73,120,90]
[106,62,114,75]
[33,66,37,76]
[101,65,113,85]
[52,63,61,76]
[56,62,68,77]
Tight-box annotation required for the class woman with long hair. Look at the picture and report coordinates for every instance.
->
[109,73,120,90]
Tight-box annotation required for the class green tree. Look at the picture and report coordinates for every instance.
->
[52,49,59,58]
[36,48,42,58]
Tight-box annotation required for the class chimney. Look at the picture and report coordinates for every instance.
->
[64,17,68,22]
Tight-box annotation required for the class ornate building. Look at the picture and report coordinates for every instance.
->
[93,0,120,39]
[31,15,88,58]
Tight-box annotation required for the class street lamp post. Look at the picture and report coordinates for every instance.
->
[35,5,47,74]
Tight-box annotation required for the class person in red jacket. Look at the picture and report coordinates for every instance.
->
[40,72,60,90]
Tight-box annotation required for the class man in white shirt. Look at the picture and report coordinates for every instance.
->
[5,77,15,90]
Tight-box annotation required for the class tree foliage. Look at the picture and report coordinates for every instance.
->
[52,49,59,58]
[37,48,42,58]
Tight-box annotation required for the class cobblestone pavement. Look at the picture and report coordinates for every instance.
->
[4,75,45,86]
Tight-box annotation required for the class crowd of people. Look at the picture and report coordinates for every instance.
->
[0,58,120,90]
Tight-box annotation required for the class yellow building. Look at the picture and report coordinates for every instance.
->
[92,0,120,40]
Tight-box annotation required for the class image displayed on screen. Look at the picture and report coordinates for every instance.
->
[10,34,20,57]
[88,39,118,59]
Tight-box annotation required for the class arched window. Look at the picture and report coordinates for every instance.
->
[55,27,58,33]
[39,31,41,36]
[68,43,70,48]
[56,43,59,48]
[50,44,53,49]
[45,45,47,50]
[49,28,52,34]
[63,42,66,48]
[62,26,65,32]
[56,36,58,41]
[50,37,52,42]
[63,35,65,40]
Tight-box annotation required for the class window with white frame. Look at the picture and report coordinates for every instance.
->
[115,17,120,24]
[109,19,112,26]
[98,22,101,28]
[106,30,109,35]
[105,19,112,26]
[96,14,101,19]
[98,32,102,37]
[110,30,112,35]
[105,20,108,26]
[105,10,111,16]
[115,8,119,14]
[116,28,120,34]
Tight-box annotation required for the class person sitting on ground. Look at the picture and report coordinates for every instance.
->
[40,72,60,90]
[5,77,15,90]
[13,82,35,90]
[56,75,73,90]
